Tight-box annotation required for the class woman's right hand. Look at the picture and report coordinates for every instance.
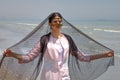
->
[3,49,23,63]
[3,49,14,57]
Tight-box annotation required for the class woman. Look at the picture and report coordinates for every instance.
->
[3,12,113,80]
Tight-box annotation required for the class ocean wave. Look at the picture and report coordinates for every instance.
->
[93,28,120,33]
[16,23,38,26]
[0,49,3,56]
[115,54,120,58]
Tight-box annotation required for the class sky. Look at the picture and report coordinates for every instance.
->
[0,0,120,20]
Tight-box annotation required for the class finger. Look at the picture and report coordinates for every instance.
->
[4,49,11,53]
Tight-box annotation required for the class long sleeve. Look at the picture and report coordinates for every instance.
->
[64,34,90,62]
[77,49,90,62]
[19,41,40,63]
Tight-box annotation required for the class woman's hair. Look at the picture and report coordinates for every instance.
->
[48,12,62,23]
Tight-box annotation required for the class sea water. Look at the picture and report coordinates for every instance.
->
[72,20,120,54]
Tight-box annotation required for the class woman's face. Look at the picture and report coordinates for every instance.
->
[49,16,62,31]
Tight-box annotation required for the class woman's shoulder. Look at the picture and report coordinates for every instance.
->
[62,33,72,39]
[41,32,51,39]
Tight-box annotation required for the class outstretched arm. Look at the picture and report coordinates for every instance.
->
[77,50,114,62]
[3,41,41,63]
[3,49,22,61]
[89,51,114,61]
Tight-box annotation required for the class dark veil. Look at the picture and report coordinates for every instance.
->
[0,12,114,80]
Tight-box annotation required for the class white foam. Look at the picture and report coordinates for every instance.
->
[115,54,120,58]
[104,29,120,33]
[16,23,37,26]
[93,28,120,33]
[0,49,4,56]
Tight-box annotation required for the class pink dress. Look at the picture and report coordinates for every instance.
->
[19,35,70,80]
[19,35,90,80]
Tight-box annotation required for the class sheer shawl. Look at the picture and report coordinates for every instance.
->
[0,12,114,80]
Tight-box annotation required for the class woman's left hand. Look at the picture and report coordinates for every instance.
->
[106,51,114,57]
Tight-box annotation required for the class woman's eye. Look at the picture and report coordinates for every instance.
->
[53,21,57,23]
[53,21,62,23]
